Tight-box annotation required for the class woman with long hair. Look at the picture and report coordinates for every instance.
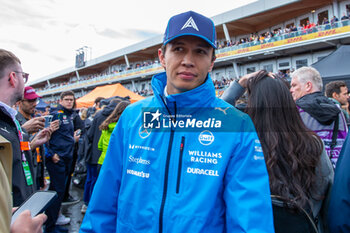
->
[97,101,130,166]
[236,70,333,232]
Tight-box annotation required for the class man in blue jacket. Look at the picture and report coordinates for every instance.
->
[45,91,80,233]
[80,11,274,233]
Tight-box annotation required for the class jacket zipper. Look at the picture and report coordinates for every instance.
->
[176,136,185,194]
[159,128,174,233]
[159,97,177,233]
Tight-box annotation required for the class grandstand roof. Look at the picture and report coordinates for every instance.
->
[29,0,345,86]
[312,45,350,87]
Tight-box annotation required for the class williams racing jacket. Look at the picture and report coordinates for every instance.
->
[80,72,274,233]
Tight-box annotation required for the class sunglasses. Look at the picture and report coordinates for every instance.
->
[23,99,40,104]
[13,71,29,84]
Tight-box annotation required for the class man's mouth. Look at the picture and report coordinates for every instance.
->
[178,72,197,80]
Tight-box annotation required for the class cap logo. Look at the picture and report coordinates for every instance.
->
[181,17,199,31]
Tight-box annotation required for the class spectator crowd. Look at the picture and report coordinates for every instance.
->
[34,15,350,105]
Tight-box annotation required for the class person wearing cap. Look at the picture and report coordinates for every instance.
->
[80,11,274,233]
[0,48,49,233]
[17,87,45,133]
[16,87,60,192]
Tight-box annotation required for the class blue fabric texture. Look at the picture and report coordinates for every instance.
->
[83,164,98,205]
[328,134,350,232]
[80,72,274,233]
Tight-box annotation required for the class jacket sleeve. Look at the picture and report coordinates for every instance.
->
[328,135,350,232]
[97,131,104,152]
[44,111,59,159]
[80,115,126,232]
[86,118,95,144]
[317,147,334,232]
[224,115,275,233]
[220,81,245,106]
[44,144,53,159]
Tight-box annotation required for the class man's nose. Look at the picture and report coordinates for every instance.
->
[181,52,194,67]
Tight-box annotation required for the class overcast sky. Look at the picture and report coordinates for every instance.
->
[1,0,256,82]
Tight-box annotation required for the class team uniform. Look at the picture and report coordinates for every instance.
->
[44,105,76,232]
[80,72,274,233]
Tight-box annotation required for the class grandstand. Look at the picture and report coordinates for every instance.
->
[28,0,350,104]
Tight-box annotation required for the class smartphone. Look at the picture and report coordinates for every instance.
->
[11,191,57,225]
[75,129,81,136]
[44,115,53,128]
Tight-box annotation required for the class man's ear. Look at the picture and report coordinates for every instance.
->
[305,81,313,92]
[8,72,16,87]
[332,92,338,99]
[158,48,166,69]
[208,56,216,72]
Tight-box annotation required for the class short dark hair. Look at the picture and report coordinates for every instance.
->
[60,90,75,100]
[0,49,21,79]
[325,81,347,97]
[94,97,105,104]
[161,42,216,62]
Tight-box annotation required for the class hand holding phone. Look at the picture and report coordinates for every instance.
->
[11,191,57,226]
[49,119,60,133]
[75,129,81,136]
[74,129,81,143]
[10,210,47,233]
[43,115,53,128]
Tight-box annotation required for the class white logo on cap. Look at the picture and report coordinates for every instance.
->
[181,17,199,31]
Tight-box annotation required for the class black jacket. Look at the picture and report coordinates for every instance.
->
[77,117,92,163]
[45,105,77,159]
[296,92,340,125]
[0,106,35,206]
[16,112,45,188]
[86,101,120,164]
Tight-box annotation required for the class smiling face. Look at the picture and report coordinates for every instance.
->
[158,36,215,95]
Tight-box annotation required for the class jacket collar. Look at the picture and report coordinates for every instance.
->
[151,72,216,108]
[57,104,74,115]
[0,101,17,122]
[296,91,340,125]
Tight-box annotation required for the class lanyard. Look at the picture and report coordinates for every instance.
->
[14,119,33,186]
[14,119,27,161]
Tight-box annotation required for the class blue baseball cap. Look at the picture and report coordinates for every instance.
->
[163,11,217,49]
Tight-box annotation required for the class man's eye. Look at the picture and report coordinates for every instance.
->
[173,47,183,52]
[197,49,207,54]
